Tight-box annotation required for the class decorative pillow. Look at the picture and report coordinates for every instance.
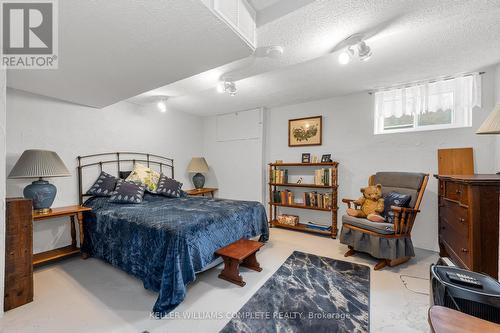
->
[126,163,160,192]
[156,173,183,198]
[383,191,412,224]
[86,171,118,197]
[109,179,146,204]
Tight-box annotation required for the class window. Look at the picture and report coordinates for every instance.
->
[374,74,481,134]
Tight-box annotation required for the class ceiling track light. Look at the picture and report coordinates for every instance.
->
[157,97,168,112]
[356,41,372,61]
[216,79,237,96]
[337,36,372,65]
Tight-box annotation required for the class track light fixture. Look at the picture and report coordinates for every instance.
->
[157,97,168,112]
[216,79,237,96]
[338,39,372,65]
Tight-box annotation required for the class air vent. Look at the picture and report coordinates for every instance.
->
[210,0,256,47]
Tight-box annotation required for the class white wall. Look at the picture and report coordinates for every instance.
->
[0,70,6,316]
[265,68,497,251]
[6,88,203,253]
[202,108,265,201]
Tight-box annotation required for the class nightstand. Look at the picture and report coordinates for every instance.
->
[33,205,92,266]
[186,188,218,198]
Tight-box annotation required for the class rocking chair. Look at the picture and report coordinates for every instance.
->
[340,172,429,270]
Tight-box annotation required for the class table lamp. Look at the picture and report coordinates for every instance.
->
[8,149,70,213]
[477,104,500,135]
[477,104,500,174]
[187,157,209,189]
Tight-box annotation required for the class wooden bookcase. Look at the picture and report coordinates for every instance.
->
[268,162,339,238]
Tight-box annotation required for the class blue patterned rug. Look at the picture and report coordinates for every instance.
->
[220,251,370,333]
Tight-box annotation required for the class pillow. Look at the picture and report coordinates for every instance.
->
[86,171,118,197]
[126,163,160,192]
[156,173,183,198]
[109,179,146,204]
[383,191,412,224]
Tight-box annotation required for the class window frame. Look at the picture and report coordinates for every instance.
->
[373,77,477,135]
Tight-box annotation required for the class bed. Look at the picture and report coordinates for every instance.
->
[77,152,269,316]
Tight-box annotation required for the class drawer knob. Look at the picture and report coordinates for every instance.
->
[458,218,465,223]
[455,189,461,194]
[461,248,468,253]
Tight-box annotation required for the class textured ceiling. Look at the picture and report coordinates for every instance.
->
[129,0,500,115]
[6,0,254,108]
[248,0,281,11]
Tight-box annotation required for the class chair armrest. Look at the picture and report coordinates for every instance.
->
[342,198,360,209]
[391,206,419,235]
[391,206,420,214]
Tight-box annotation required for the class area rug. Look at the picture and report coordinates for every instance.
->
[220,251,370,333]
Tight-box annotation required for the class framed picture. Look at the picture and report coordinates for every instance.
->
[321,154,332,163]
[302,153,311,163]
[288,116,322,147]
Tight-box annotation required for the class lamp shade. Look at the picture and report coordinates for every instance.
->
[8,149,70,179]
[477,104,500,134]
[187,157,209,173]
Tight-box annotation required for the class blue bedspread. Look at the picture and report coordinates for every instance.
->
[82,194,269,316]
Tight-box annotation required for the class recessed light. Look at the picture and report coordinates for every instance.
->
[265,45,284,58]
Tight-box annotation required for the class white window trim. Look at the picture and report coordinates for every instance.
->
[376,122,472,135]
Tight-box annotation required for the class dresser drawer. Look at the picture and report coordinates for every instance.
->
[440,218,471,267]
[444,181,468,205]
[439,199,469,236]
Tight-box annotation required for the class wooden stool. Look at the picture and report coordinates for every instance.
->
[215,239,264,287]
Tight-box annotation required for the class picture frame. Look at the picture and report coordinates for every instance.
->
[301,153,311,163]
[288,116,322,147]
[321,154,332,163]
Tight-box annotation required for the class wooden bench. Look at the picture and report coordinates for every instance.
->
[215,239,264,287]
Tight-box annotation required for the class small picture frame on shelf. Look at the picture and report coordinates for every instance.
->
[321,154,332,163]
[302,153,311,163]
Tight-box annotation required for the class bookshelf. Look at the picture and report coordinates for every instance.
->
[268,162,339,238]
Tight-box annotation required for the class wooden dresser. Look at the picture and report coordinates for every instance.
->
[435,175,500,279]
[4,198,33,311]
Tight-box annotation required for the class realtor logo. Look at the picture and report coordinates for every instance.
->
[1,0,58,69]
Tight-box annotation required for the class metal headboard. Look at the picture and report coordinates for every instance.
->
[77,152,174,205]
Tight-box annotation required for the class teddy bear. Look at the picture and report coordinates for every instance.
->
[347,184,385,222]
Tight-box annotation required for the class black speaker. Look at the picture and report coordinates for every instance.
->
[430,265,500,323]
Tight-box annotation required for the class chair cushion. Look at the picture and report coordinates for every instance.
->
[374,172,425,207]
[342,215,395,235]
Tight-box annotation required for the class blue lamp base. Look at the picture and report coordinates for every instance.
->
[192,173,205,189]
[23,179,57,214]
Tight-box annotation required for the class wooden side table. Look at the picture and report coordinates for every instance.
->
[33,205,92,267]
[215,239,264,287]
[186,187,218,198]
